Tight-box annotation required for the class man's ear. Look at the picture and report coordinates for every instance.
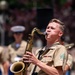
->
[59,31,63,37]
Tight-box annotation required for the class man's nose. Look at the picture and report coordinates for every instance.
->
[47,29,51,32]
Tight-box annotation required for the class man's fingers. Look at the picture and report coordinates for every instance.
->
[23,54,31,58]
[26,51,33,56]
[23,60,32,63]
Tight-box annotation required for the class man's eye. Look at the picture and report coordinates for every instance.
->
[51,27,55,29]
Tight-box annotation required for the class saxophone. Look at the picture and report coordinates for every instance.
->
[10,27,45,75]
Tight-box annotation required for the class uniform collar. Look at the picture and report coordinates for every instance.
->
[11,41,23,49]
[42,42,60,51]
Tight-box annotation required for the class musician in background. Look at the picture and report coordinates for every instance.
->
[7,25,27,75]
[7,25,27,63]
[23,19,68,75]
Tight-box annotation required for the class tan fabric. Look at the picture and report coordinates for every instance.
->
[0,46,7,63]
[7,40,27,63]
[0,46,4,63]
[0,46,8,75]
[0,64,4,75]
[67,54,73,69]
[28,42,68,75]
[0,47,3,53]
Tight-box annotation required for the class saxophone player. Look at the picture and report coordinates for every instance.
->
[23,19,68,75]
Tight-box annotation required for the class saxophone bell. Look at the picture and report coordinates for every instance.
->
[10,62,25,75]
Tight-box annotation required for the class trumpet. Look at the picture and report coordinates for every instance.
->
[10,27,45,75]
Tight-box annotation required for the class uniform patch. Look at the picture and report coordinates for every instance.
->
[60,53,65,60]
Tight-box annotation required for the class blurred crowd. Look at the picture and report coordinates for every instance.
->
[54,0,75,43]
[0,0,75,45]
[3,8,37,43]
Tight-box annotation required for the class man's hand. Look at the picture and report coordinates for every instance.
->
[23,51,40,65]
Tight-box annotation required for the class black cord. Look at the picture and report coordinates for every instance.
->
[32,50,44,75]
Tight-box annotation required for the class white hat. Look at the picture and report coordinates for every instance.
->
[11,26,25,32]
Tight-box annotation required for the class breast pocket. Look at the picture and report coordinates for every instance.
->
[41,55,53,63]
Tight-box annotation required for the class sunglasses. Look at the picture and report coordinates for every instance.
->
[13,32,23,34]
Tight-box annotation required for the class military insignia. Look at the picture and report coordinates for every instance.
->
[60,53,65,60]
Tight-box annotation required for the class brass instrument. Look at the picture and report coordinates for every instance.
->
[10,27,44,75]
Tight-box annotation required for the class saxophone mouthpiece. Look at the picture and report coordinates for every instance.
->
[43,32,47,35]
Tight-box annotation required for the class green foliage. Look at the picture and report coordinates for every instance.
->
[3,0,53,9]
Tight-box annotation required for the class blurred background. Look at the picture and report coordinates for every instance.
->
[0,0,75,75]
